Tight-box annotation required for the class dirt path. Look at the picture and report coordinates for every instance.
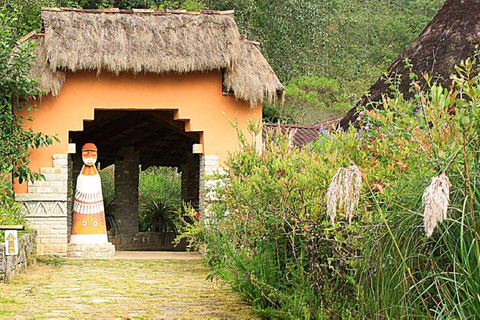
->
[0,253,258,319]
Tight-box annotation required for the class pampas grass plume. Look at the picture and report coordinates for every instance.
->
[326,165,362,224]
[422,172,451,237]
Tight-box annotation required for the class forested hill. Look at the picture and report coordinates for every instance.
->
[2,0,444,124]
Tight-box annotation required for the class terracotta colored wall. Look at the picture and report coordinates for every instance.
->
[14,70,262,193]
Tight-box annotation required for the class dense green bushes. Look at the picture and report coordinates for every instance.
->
[0,8,58,238]
[201,127,371,317]
[191,58,480,317]
[357,58,480,318]
[0,201,27,242]
[263,76,351,124]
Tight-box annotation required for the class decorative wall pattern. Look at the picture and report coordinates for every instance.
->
[15,154,70,255]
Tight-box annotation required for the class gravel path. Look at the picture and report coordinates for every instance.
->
[0,253,258,319]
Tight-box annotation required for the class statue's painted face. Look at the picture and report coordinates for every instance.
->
[82,143,98,166]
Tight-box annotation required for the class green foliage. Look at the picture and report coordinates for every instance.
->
[0,200,27,242]
[175,204,202,251]
[141,199,180,244]
[0,0,59,38]
[204,0,326,83]
[138,166,182,233]
[0,9,57,188]
[204,0,443,116]
[182,58,480,316]
[100,165,115,201]
[264,76,351,124]
[99,166,120,233]
[100,165,183,236]
[193,128,369,317]
[355,57,480,318]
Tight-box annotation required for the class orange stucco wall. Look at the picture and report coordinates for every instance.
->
[14,70,262,193]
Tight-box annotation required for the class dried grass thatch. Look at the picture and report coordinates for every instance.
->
[422,172,451,237]
[29,35,66,96]
[326,165,362,224]
[224,41,284,106]
[27,8,284,106]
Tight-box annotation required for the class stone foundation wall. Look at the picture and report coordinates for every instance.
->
[16,154,69,256]
[132,232,187,251]
[0,232,37,282]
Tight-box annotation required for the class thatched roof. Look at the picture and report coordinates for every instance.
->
[25,7,284,107]
[340,0,480,128]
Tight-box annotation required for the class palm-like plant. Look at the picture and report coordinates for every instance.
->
[103,196,120,235]
[141,199,180,245]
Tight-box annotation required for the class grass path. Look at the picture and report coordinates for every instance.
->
[0,256,258,319]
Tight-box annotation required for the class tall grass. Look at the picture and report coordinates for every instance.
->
[183,58,480,317]
[358,57,480,317]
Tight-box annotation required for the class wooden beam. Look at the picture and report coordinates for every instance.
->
[144,111,200,142]
[139,154,186,166]
[82,119,150,146]
[70,111,126,137]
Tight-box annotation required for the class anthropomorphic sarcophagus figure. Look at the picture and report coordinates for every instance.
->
[70,143,108,244]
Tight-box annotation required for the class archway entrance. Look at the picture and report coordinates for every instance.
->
[69,110,201,251]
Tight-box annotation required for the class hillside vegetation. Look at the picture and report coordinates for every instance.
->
[2,0,444,123]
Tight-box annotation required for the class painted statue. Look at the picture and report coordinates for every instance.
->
[70,143,108,244]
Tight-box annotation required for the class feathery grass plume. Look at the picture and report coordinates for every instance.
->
[287,128,298,149]
[326,165,362,224]
[422,172,451,237]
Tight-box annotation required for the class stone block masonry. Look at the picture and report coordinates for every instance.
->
[16,154,69,256]
[0,232,37,282]
[181,153,200,211]
[111,147,140,250]
[199,154,225,220]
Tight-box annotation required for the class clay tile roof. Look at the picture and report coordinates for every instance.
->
[263,118,342,148]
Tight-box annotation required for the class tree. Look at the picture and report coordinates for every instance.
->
[264,76,351,124]
[0,9,56,198]
[340,0,480,128]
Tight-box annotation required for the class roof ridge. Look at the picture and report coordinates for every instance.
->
[264,117,343,128]
[41,7,234,16]
[264,123,322,129]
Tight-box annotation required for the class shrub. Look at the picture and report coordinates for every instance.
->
[138,166,182,233]
[0,200,27,242]
[99,165,120,233]
[200,127,370,318]
[264,76,351,125]
[356,58,480,318]
[186,58,480,317]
